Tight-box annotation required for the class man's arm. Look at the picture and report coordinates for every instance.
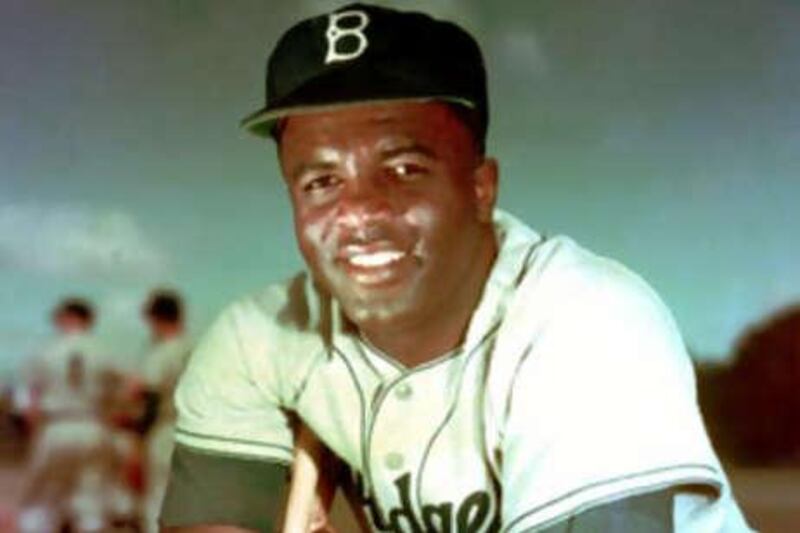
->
[493,259,746,531]
[163,303,299,531]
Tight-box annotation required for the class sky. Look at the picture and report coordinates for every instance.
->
[1,0,798,377]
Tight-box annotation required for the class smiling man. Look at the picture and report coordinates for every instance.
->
[161,3,750,532]
[280,102,498,369]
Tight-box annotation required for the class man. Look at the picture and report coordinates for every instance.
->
[24,299,101,412]
[140,289,191,426]
[140,289,193,533]
[21,298,104,436]
[162,4,750,532]
[19,298,133,532]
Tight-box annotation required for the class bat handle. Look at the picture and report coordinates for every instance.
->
[283,424,332,533]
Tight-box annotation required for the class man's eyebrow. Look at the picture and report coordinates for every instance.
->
[289,160,338,181]
[379,143,437,160]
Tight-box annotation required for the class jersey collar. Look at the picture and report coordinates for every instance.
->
[315,209,543,365]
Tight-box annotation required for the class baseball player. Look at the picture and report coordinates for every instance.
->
[162,3,751,532]
[18,298,135,532]
[137,289,193,533]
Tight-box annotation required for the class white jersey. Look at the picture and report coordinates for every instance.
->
[142,335,192,422]
[25,332,108,415]
[141,335,192,533]
[175,211,750,532]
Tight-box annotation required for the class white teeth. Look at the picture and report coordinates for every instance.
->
[348,250,405,268]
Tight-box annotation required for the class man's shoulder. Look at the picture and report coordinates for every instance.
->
[175,271,327,432]
[491,232,683,373]
[199,271,330,378]
[143,335,192,367]
[37,332,107,365]
[518,234,658,308]
[221,271,326,334]
[494,211,648,298]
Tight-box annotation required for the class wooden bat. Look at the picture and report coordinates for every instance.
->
[282,424,336,533]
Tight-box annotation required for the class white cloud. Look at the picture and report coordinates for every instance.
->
[0,203,167,280]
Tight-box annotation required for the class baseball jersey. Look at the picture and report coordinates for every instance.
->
[141,335,192,533]
[25,332,109,415]
[142,335,192,422]
[174,210,750,532]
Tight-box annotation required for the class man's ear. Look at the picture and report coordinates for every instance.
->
[473,157,498,223]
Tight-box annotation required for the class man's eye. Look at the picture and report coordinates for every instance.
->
[387,163,428,181]
[301,174,340,193]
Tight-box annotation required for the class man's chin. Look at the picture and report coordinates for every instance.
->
[338,294,415,331]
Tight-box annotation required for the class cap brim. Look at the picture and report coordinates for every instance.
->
[240,95,476,139]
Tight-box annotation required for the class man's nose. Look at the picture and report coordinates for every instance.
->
[336,174,392,228]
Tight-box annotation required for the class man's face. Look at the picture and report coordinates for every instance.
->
[145,315,166,341]
[279,101,497,332]
[54,312,89,334]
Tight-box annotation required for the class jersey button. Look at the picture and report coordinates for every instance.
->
[384,452,404,471]
[394,383,412,400]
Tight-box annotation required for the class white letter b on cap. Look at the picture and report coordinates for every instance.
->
[325,10,369,64]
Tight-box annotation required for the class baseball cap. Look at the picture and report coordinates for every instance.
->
[241,2,488,140]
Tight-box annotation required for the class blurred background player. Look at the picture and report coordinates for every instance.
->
[20,298,101,430]
[139,289,192,533]
[16,297,136,532]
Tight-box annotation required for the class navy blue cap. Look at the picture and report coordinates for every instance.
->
[241,3,488,140]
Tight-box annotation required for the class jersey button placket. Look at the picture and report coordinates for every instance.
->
[384,451,405,470]
[385,383,411,473]
[366,376,421,512]
[394,382,412,400]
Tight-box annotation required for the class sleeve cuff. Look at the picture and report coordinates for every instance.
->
[161,443,291,532]
[174,426,294,465]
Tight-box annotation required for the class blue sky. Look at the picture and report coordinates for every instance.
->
[2,0,798,377]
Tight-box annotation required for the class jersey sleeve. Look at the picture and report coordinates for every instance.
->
[494,261,748,532]
[160,443,289,531]
[173,304,294,465]
[535,489,674,533]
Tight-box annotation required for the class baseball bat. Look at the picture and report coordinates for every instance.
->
[282,424,335,533]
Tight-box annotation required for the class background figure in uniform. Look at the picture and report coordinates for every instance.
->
[139,289,191,533]
[18,298,134,532]
[22,298,101,431]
